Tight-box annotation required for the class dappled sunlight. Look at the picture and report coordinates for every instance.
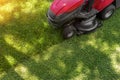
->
[42,46,56,61]
[38,37,45,45]
[73,74,85,80]
[116,45,120,53]
[0,0,51,24]
[21,0,38,14]
[0,0,120,80]
[42,44,74,61]
[85,37,110,51]
[112,31,120,38]
[74,63,84,74]
[110,53,120,74]
[73,66,100,80]
[81,35,120,77]
[0,2,15,12]
[31,54,41,63]
[0,0,10,6]
[0,72,6,79]
[0,1,16,23]
[73,61,100,80]
[0,0,21,24]
[40,1,51,11]
[82,35,120,76]
[4,34,34,54]
[82,35,118,52]
[86,37,98,49]
[100,42,110,51]
[43,52,52,61]
[15,64,39,80]
[42,20,49,28]
[57,60,66,71]
[4,55,17,66]
[110,45,120,74]
[66,49,74,55]
[72,63,87,80]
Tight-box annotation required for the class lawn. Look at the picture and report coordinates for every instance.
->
[0,0,120,80]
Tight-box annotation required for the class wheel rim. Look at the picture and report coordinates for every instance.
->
[67,31,74,38]
[105,10,113,18]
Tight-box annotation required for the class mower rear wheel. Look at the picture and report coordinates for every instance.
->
[98,4,115,20]
[63,25,75,39]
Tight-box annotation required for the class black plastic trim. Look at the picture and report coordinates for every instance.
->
[113,0,120,8]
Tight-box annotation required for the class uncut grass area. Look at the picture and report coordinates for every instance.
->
[0,0,120,80]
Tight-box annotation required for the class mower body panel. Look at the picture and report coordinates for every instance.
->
[50,0,84,16]
[48,0,118,28]
[93,0,114,11]
[47,7,80,27]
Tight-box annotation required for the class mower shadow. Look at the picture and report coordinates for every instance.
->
[0,0,120,80]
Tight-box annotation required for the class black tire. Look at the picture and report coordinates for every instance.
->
[63,25,75,39]
[98,4,115,20]
[82,19,99,34]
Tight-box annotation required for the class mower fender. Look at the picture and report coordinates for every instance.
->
[93,0,114,11]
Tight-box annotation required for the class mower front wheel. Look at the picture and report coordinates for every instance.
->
[63,25,75,39]
[98,4,115,20]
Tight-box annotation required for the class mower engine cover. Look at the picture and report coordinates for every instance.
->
[48,0,84,27]
[51,0,84,15]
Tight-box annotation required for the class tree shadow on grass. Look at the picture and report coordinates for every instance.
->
[0,47,24,80]
[0,0,120,80]
[0,0,62,54]
[0,0,63,79]
[0,38,30,80]
[1,38,120,80]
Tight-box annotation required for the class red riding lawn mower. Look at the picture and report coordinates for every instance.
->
[47,0,120,39]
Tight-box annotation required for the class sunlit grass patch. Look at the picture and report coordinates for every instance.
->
[15,64,39,80]
[0,0,10,6]
[0,0,51,24]
[0,1,15,23]
[21,0,38,14]
[110,45,120,74]
[0,72,6,79]
[4,34,35,54]
[4,55,17,66]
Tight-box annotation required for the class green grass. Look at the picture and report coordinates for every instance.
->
[0,0,120,80]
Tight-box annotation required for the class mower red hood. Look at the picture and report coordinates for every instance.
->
[50,0,84,16]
